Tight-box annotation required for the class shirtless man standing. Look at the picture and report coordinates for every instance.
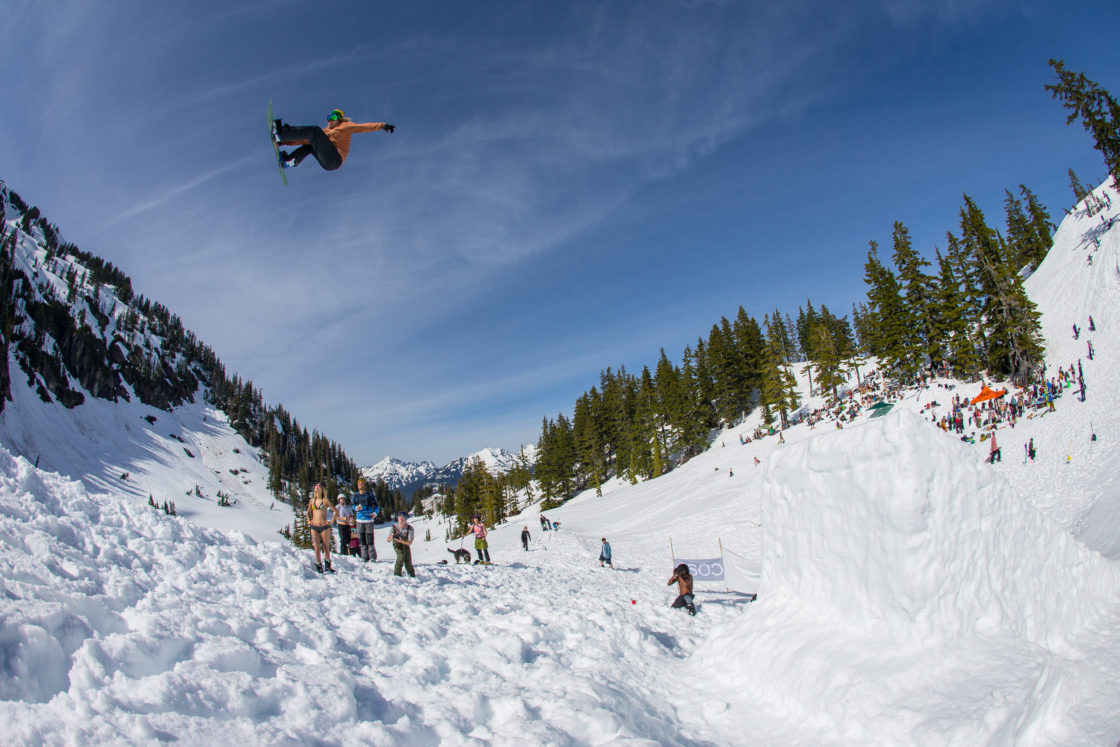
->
[306,483,336,573]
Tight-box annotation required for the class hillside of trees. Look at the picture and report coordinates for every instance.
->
[0,185,359,545]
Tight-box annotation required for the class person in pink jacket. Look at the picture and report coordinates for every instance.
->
[469,515,491,565]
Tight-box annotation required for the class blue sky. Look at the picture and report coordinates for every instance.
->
[2,0,1118,465]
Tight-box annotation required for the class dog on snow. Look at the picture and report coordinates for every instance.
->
[447,548,472,564]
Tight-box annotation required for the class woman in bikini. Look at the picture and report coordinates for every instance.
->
[306,483,336,573]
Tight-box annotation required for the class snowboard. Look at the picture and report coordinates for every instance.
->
[267,99,288,186]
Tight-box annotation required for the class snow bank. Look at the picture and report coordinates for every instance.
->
[0,443,702,744]
[764,409,1118,648]
[691,411,1120,744]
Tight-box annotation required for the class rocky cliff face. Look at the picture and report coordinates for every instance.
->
[1,184,201,415]
[0,179,360,504]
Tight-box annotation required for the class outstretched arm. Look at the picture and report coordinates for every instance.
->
[339,121,394,134]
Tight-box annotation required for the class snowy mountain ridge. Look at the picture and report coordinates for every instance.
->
[361,445,533,495]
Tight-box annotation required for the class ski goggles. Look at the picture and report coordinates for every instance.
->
[327,110,345,122]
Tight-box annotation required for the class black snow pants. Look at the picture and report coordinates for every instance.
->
[279,124,343,171]
[671,594,696,615]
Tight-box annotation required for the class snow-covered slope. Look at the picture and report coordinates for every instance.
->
[0,185,288,541]
[3,178,1120,744]
[1017,176,1120,556]
[0,363,287,541]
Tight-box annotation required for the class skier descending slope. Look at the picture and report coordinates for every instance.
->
[272,109,394,171]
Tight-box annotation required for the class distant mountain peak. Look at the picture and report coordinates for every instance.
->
[361,446,533,495]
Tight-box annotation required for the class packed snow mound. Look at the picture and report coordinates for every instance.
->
[763,409,1119,647]
[689,410,1120,744]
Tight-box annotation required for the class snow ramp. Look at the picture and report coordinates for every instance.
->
[691,410,1120,745]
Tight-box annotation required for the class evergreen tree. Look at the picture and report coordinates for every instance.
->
[932,248,981,380]
[1067,167,1089,206]
[1019,185,1054,269]
[1002,189,1035,273]
[959,195,1045,384]
[572,391,605,494]
[731,308,765,406]
[630,366,660,479]
[653,349,685,445]
[1047,60,1120,188]
[808,317,845,400]
[678,346,714,455]
[862,240,913,377]
[850,302,873,358]
[796,300,819,362]
[890,221,937,373]
[760,314,798,426]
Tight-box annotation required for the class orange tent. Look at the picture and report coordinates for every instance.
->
[970,384,1007,405]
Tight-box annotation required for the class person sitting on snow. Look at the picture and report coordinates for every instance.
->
[668,564,696,615]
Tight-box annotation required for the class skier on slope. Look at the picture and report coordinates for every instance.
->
[273,109,394,171]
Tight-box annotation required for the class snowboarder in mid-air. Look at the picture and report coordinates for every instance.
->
[273,109,394,171]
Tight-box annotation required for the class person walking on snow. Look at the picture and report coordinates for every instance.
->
[668,563,696,615]
[388,512,415,578]
[521,526,531,551]
[988,433,1001,464]
[273,109,394,171]
[352,478,380,562]
[600,538,613,568]
[469,515,491,564]
[306,484,336,573]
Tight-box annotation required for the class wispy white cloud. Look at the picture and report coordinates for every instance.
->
[103,157,254,228]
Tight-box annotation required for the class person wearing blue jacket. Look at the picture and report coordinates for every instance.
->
[600,538,613,568]
[351,478,381,562]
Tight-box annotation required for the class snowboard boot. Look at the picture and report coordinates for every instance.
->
[272,118,284,144]
[325,559,334,573]
[279,150,297,168]
[314,562,324,574]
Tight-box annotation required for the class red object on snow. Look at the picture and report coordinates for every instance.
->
[970,384,1007,406]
